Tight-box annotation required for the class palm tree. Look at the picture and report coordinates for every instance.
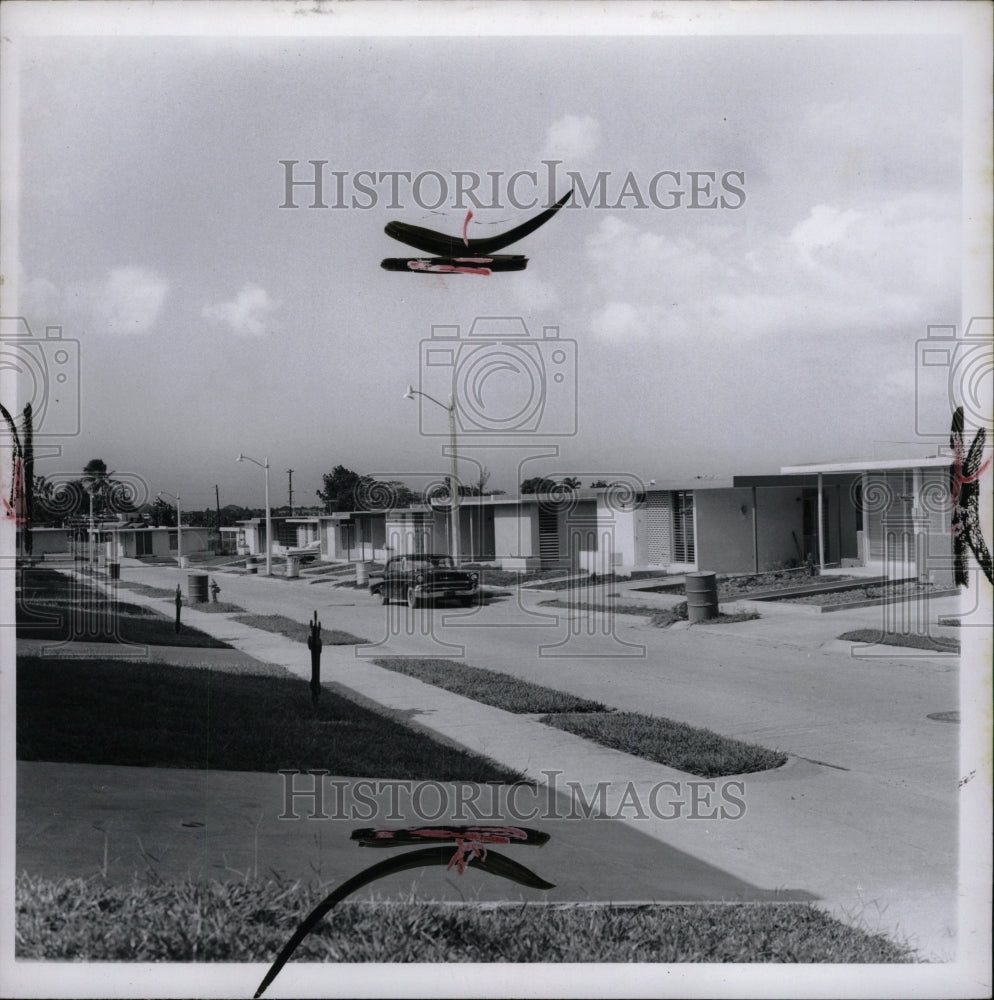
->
[81,459,115,517]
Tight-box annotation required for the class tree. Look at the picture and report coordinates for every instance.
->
[562,477,581,490]
[81,459,114,517]
[148,497,176,527]
[317,466,423,512]
[317,465,364,513]
[520,476,558,495]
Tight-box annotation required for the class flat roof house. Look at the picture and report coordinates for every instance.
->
[771,457,955,586]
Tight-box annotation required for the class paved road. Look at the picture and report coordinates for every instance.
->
[20,561,972,960]
[149,564,960,799]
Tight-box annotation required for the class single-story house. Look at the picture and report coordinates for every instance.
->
[769,457,955,586]
[18,521,210,563]
[229,456,956,584]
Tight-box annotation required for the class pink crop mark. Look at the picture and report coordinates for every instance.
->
[951,438,991,507]
[406,259,491,276]
[2,456,28,524]
[370,825,529,873]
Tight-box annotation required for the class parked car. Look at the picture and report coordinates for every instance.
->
[370,554,480,608]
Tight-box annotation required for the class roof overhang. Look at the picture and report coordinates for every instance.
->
[780,457,951,474]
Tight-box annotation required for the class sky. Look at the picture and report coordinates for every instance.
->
[2,3,985,517]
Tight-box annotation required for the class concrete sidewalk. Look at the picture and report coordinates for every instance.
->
[17,567,963,959]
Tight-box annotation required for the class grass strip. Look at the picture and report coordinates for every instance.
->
[15,875,914,963]
[116,581,179,598]
[16,656,521,781]
[232,614,367,645]
[537,599,759,627]
[838,629,959,653]
[372,657,607,714]
[539,712,786,778]
[185,600,246,614]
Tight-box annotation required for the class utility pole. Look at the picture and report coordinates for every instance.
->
[215,484,222,553]
[287,469,295,517]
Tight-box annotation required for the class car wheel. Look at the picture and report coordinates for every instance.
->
[407,587,420,609]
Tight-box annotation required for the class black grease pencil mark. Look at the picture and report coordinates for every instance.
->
[255,825,554,998]
[380,189,573,274]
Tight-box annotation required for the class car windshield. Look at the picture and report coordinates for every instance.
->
[400,555,454,568]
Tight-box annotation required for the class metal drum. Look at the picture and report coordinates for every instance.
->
[355,562,369,586]
[685,571,719,623]
[187,573,209,603]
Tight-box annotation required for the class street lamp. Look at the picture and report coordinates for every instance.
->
[157,490,183,567]
[236,453,272,576]
[403,385,460,564]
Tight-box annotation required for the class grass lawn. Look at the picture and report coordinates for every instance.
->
[15,876,914,963]
[460,566,579,588]
[838,629,959,653]
[187,600,246,614]
[116,581,180,598]
[17,569,230,649]
[372,658,608,714]
[370,659,783,776]
[232,613,367,645]
[539,712,787,778]
[16,656,521,782]
[538,599,759,627]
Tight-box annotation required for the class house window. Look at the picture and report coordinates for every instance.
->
[672,491,695,563]
[136,532,153,557]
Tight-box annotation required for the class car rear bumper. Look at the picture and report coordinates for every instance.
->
[412,584,479,600]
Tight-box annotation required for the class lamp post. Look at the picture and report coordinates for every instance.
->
[403,385,460,564]
[237,453,272,576]
[158,490,183,567]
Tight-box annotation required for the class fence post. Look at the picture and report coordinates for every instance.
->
[308,610,322,707]
[174,585,182,633]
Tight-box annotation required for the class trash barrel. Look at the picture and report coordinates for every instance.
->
[246,556,258,574]
[286,556,300,579]
[685,571,719,623]
[108,562,121,580]
[188,572,209,603]
[355,562,369,586]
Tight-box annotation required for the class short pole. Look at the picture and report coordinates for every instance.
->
[307,610,322,707]
[174,585,182,633]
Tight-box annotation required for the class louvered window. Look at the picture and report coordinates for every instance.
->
[671,491,695,563]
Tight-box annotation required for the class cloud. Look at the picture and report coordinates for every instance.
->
[589,301,648,340]
[578,189,958,348]
[509,271,559,312]
[541,115,601,162]
[202,284,276,336]
[92,267,169,335]
[790,205,861,263]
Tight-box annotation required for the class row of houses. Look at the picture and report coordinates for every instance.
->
[225,456,956,586]
[20,456,954,586]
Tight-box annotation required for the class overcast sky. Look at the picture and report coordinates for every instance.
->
[3,4,984,514]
